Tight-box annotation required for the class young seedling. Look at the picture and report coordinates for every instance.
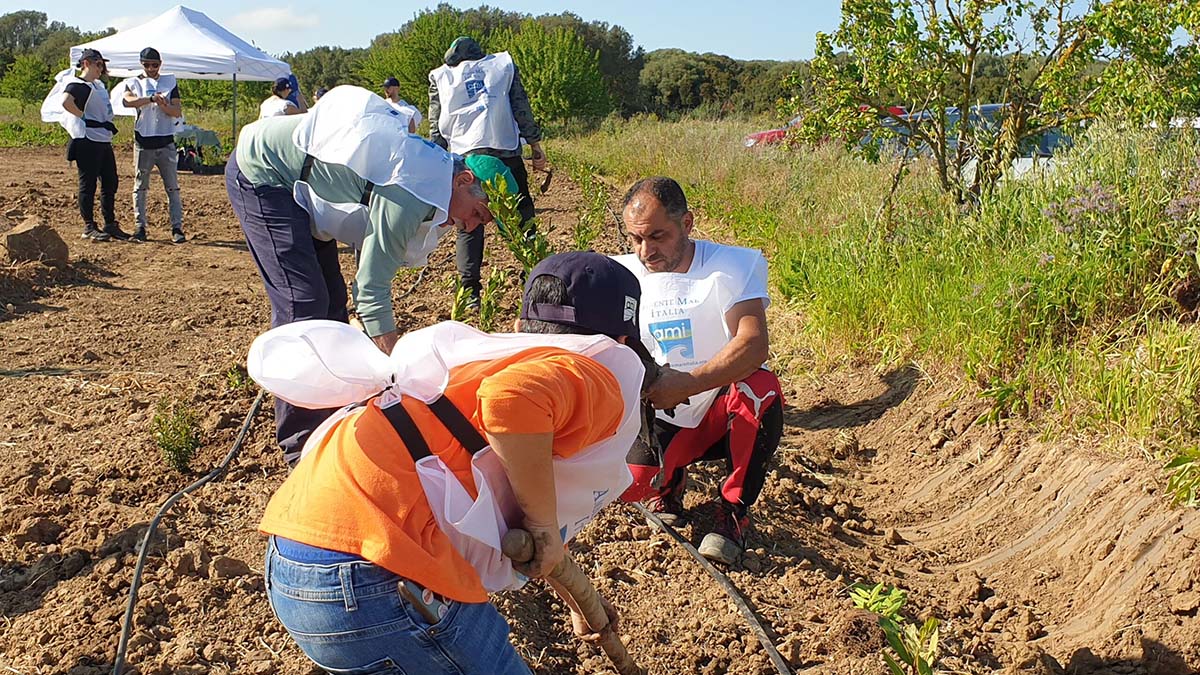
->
[449,277,474,323]
[478,268,506,332]
[224,364,251,392]
[849,582,940,675]
[151,398,202,473]
[481,174,553,275]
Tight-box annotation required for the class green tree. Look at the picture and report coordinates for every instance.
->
[639,49,742,114]
[283,46,368,92]
[359,6,485,105]
[491,19,611,121]
[1,53,49,112]
[788,0,1200,201]
[535,13,644,114]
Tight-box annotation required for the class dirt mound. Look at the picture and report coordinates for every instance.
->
[0,146,1197,675]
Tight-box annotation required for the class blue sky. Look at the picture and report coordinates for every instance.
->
[4,0,839,61]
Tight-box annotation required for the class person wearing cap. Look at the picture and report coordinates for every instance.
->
[428,36,547,309]
[382,76,421,133]
[227,85,517,466]
[259,77,301,118]
[121,47,186,243]
[255,250,656,675]
[312,87,328,103]
[615,176,785,565]
[59,49,132,242]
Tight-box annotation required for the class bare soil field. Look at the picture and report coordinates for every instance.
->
[0,146,1197,675]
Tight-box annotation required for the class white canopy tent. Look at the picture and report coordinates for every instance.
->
[70,5,291,140]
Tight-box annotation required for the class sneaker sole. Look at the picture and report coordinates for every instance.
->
[698,532,742,565]
[646,512,687,528]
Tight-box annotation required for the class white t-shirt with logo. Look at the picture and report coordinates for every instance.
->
[614,240,769,428]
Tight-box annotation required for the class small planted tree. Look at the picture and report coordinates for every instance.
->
[481,173,553,275]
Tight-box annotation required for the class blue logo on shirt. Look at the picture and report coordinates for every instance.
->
[649,319,694,360]
[465,80,487,98]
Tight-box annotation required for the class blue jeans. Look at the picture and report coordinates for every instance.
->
[264,537,532,675]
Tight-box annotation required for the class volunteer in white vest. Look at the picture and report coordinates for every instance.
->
[382,76,421,133]
[259,77,301,119]
[252,251,657,675]
[54,49,131,242]
[615,176,785,565]
[226,85,516,467]
[121,47,185,243]
[429,36,547,309]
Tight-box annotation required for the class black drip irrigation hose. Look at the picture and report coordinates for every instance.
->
[632,503,794,675]
[111,389,267,675]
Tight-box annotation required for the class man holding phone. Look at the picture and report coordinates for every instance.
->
[122,47,186,243]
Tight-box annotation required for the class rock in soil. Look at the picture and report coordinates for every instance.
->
[5,217,68,266]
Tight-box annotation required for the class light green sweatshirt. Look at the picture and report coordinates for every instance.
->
[235,115,438,337]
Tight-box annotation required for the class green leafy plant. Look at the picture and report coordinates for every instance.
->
[1166,447,1200,507]
[850,582,940,675]
[224,364,251,392]
[478,268,506,332]
[0,54,49,112]
[151,398,202,473]
[850,582,907,620]
[481,174,554,275]
[449,277,474,322]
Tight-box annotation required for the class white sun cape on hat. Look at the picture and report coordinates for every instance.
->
[247,319,642,592]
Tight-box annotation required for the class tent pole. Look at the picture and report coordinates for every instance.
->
[231,74,238,148]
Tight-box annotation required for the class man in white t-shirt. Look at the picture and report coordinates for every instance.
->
[614,176,784,565]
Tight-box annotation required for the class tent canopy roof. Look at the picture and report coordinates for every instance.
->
[71,5,290,81]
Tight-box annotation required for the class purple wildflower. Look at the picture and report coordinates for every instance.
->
[1038,252,1055,267]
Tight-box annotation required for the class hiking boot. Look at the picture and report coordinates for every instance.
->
[132,226,148,242]
[102,223,132,241]
[698,503,749,565]
[171,228,187,244]
[82,224,111,242]
[645,469,687,527]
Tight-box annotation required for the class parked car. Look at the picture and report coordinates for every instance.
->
[744,106,908,148]
[743,115,803,147]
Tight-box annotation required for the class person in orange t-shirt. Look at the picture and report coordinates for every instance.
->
[258,252,660,675]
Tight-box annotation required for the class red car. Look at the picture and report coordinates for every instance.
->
[743,115,803,147]
[743,106,908,148]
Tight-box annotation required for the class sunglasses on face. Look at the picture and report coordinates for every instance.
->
[142,62,161,68]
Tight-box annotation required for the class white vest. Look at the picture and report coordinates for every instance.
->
[431,52,520,154]
[41,69,112,142]
[387,98,422,129]
[122,74,180,139]
[246,319,642,593]
[290,85,454,262]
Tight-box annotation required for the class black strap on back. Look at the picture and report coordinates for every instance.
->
[380,400,432,461]
[300,154,374,206]
[379,395,487,462]
[428,396,488,453]
[299,154,315,182]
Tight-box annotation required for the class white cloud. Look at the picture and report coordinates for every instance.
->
[229,7,320,32]
[103,14,157,32]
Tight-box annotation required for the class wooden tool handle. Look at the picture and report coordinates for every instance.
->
[502,529,645,675]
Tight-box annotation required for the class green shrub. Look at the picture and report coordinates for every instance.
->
[151,398,202,473]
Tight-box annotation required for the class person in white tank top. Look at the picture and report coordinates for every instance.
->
[613,177,785,567]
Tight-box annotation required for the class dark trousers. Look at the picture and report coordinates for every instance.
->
[456,154,534,294]
[74,139,119,227]
[225,155,349,465]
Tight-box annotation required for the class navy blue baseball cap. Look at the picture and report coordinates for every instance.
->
[520,252,655,363]
[78,49,108,65]
[383,76,400,88]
